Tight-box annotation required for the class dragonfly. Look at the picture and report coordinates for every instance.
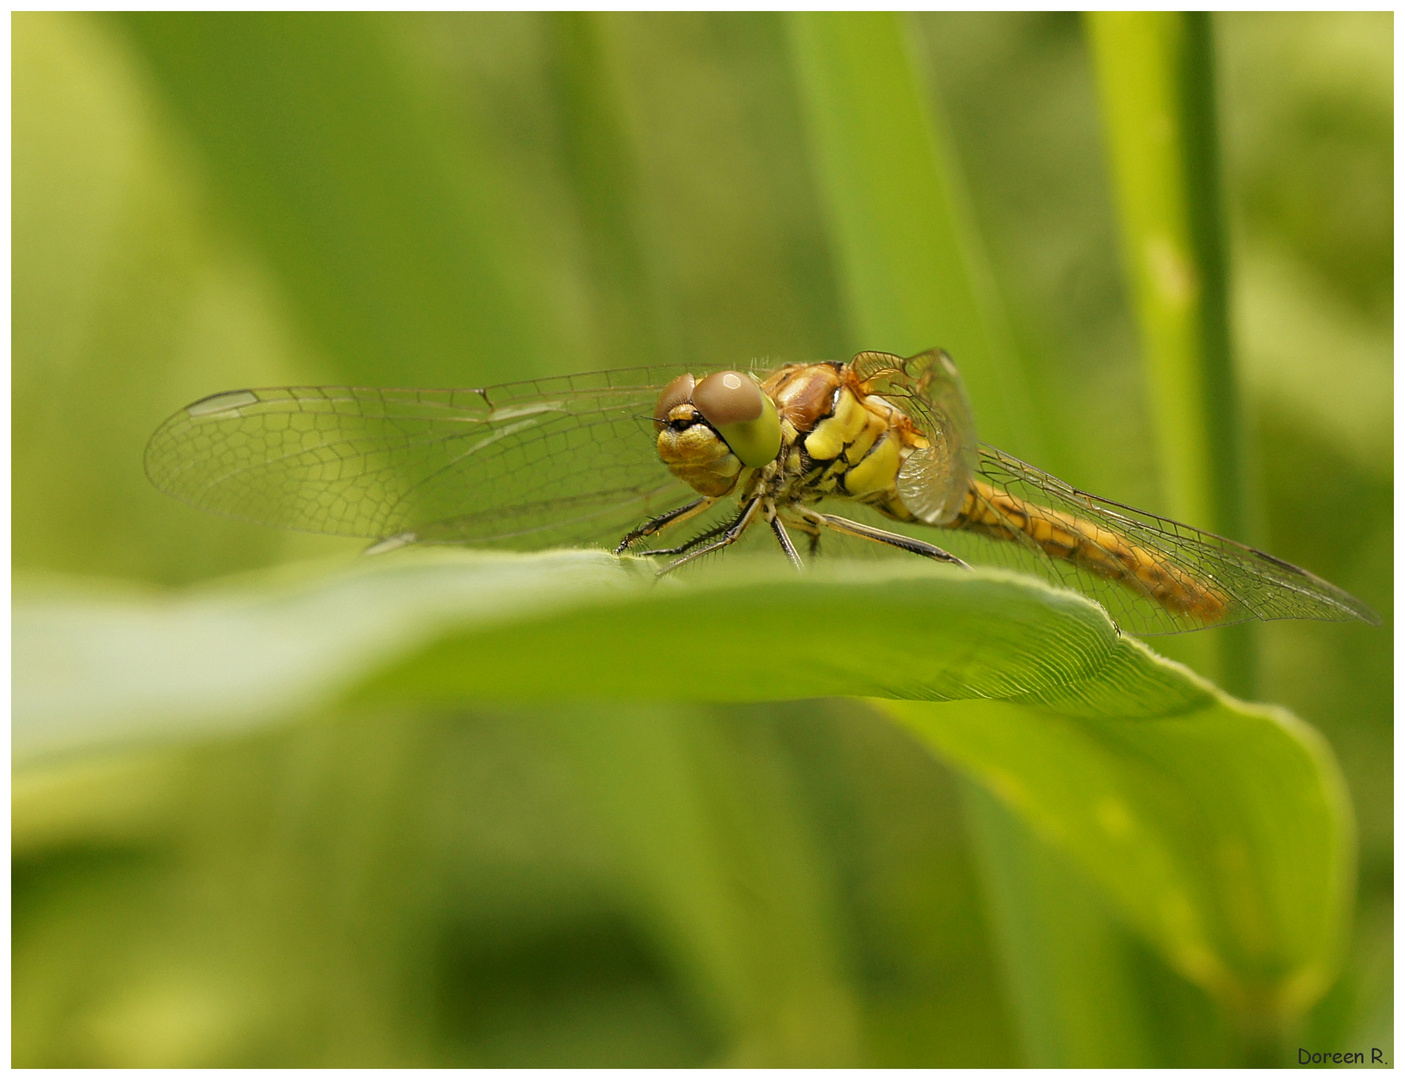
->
[145,349,1378,636]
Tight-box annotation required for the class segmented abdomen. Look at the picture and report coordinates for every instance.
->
[951,481,1228,621]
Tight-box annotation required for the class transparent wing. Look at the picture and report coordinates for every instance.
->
[852,349,979,525]
[144,367,696,549]
[936,444,1380,635]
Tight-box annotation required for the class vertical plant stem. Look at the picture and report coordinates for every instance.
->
[1086,12,1254,698]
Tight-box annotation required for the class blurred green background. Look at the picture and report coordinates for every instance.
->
[12,12,1391,1066]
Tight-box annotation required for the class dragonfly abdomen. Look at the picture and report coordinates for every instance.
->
[952,481,1229,621]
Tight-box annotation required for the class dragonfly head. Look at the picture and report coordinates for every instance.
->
[653,371,781,472]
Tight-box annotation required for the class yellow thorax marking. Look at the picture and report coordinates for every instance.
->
[805,386,866,461]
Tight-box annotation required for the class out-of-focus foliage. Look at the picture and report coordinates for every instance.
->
[12,11,1390,1067]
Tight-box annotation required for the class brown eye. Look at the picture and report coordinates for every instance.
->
[692,370,762,427]
[653,373,696,429]
[692,370,781,468]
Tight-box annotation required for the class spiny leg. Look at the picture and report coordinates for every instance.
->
[656,498,762,577]
[634,517,732,558]
[615,496,713,554]
[766,508,804,571]
[805,511,969,567]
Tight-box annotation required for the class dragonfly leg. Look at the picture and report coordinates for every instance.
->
[615,497,714,554]
[806,511,969,567]
[766,506,804,571]
[656,498,762,577]
[634,518,732,558]
[784,513,823,557]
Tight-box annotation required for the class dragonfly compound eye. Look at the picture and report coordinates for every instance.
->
[653,373,697,429]
[692,370,781,468]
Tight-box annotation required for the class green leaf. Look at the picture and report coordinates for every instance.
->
[879,695,1351,1027]
[13,550,1119,760]
[14,550,1353,1027]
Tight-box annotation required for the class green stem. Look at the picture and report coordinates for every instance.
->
[1086,12,1254,697]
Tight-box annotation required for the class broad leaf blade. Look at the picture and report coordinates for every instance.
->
[880,693,1352,1024]
[14,550,1352,1022]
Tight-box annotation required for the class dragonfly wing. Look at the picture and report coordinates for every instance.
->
[144,367,696,549]
[852,349,980,525]
[944,445,1379,635]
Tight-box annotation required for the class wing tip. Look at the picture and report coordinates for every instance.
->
[1341,594,1383,626]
